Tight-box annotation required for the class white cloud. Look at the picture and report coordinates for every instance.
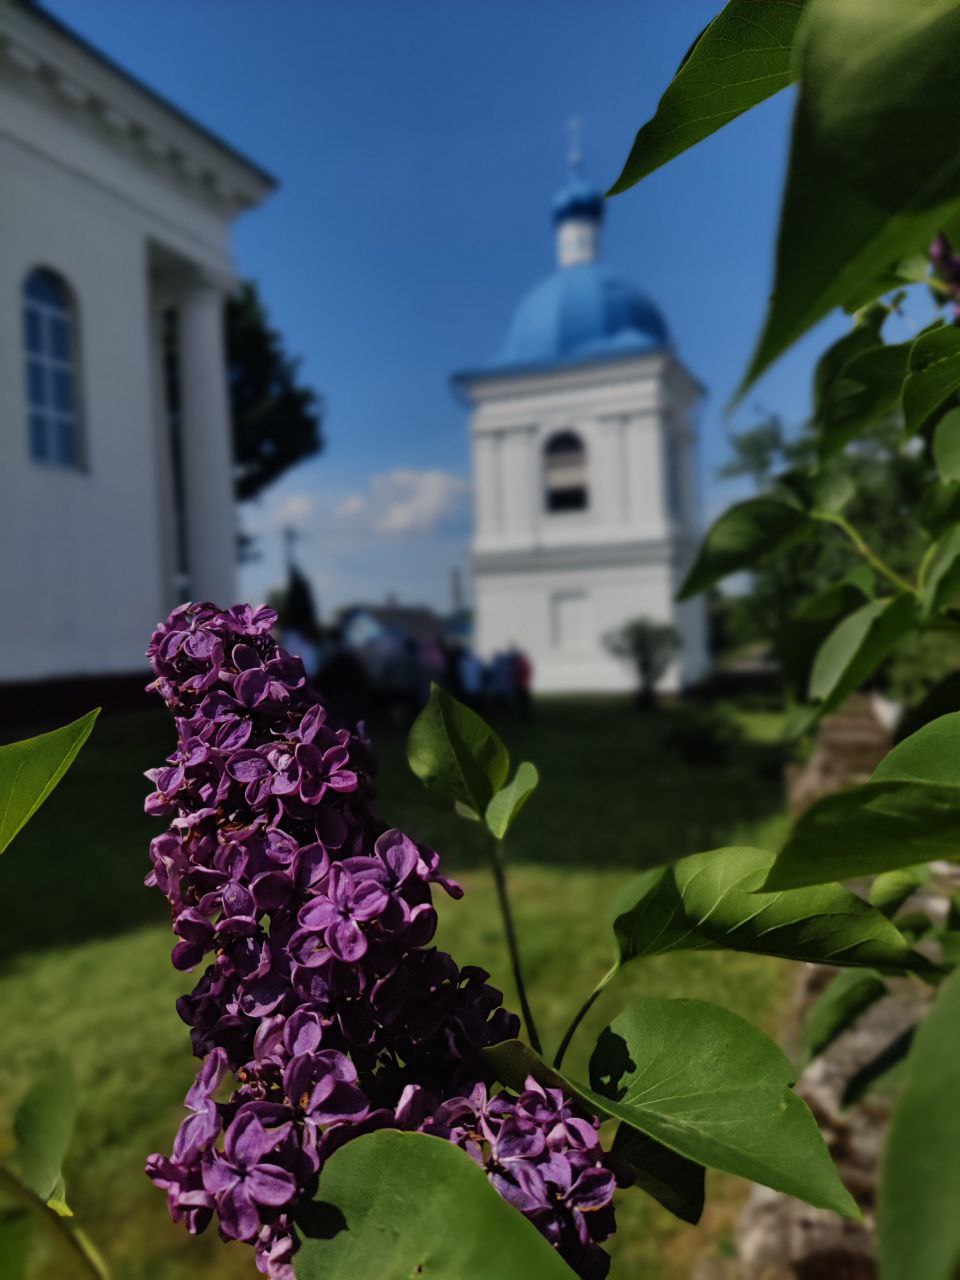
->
[270,492,318,528]
[335,468,470,534]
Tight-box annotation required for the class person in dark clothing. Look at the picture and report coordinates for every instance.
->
[314,627,374,729]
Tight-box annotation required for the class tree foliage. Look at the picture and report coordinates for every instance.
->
[604,618,680,707]
[227,282,324,503]
[611,3,960,1275]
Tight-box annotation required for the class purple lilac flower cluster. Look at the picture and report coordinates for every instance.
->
[144,602,616,1280]
[931,232,960,320]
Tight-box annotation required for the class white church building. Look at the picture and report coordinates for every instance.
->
[0,0,272,685]
[454,164,708,694]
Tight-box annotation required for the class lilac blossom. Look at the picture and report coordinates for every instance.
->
[931,232,960,321]
[144,601,615,1278]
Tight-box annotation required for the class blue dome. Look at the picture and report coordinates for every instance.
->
[551,172,605,225]
[494,262,669,370]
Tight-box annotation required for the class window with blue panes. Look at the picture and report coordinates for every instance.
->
[22,268,83,468]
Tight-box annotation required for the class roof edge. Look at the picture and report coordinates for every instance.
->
[18,1,278,190]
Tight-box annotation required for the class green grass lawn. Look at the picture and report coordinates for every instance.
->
[0,698,794,1280]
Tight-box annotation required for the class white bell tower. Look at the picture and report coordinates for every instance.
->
[452,145,708,693]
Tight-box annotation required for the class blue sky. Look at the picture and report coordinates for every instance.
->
[47,0,861,612]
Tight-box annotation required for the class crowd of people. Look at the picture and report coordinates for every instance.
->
[277,620,532,729]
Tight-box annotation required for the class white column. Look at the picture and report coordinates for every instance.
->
[147,290,180,612]
[178,272,237,605]
[473,431,503,544]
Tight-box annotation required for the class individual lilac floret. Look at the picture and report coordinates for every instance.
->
[144,601,613,1279]
[202,1108,298,1242]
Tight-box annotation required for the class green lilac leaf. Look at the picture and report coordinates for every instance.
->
[802,969,887,1064]
[777,467,855,515]
[612,845,926,974]
[763,779,960,890]
[485,762,539,840]
[920,526,960,618]
[741,0,960,393]
[589,1001,859,1218]
[869,866,931,918]
[933,406,960,483]
[873,712,960,785]
[0,710,99,857]
[842,1024,914,1109]
[611,1125,705,1225]
[879,970,960,1280]
[806,594,916,715]
[488,1001,860,1221]
[902,325,960,434]
[815,341,911,459]
[677,498,810,600]
[0,1168,107,1279]
[406,684,509,816]
[0,1215,31,1280]
[840,253,934,314]
[919,479,960,537]
[609,0,807,194]
[795,567,874,621]
[11,1057,76,1203]
[812,311,886,424]
[293,1130,574,1279]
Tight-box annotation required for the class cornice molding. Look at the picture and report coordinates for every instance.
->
[0,3,276,215]
[473,536,696,576]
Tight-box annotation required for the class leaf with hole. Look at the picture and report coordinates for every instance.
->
[486,1000,859,1221]
[589,1001,859,1218]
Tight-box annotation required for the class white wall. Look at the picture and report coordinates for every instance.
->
[464,354,709,694]
[0,141,165,677]
[476,560,686,693]
[0,37,245,681]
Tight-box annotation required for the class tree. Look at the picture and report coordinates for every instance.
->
[275,561,321,639]
[717,411,949,704]
[226,281,324,503]
[605,617,680,708]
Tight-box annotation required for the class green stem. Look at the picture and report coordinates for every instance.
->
[489,840,542,1055]
[814,511,917,596]
[0,1167,108,1279]
[553,967,616,1070]
[917,540,939,596]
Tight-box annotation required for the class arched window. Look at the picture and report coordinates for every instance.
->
[544,430,588,512]
[22,268,83,467]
